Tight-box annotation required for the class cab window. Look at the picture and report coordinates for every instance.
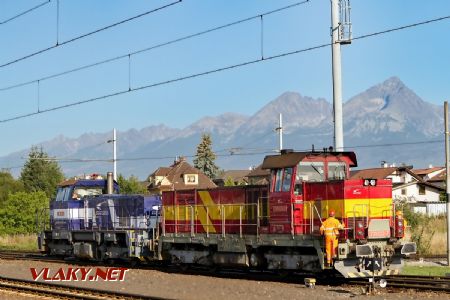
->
[328,162,347,180]
[55,187,71,202]
[273,169,283,192]
[281,168,293,192]
[297,162,325,182]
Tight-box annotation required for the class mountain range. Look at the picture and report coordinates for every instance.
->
[0,76,444,179]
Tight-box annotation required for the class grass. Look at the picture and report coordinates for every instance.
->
[402,265,450,276]
[0,234,38,251]
[405,215,448,255]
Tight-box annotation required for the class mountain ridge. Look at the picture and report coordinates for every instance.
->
[0,77,443,179]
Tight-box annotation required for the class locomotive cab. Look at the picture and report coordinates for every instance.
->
[262,149,416,277]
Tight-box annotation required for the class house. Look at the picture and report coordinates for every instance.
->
[147,157,217,194]
[246,165,270,185]
[427,171,445,188]
[412,166,445,181]
[213,170,249,187]
[350,165,445,203]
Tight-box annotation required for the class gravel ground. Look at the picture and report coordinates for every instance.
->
[0,259,448,300]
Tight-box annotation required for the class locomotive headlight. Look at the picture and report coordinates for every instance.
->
[363,179,377,186]
[357,222,364,228]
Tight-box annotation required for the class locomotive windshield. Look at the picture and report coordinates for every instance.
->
[55,186,104,201]
[327,162,346,180]
[297,162,325,182]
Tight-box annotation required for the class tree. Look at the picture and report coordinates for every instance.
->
[117,174,147,194]
[0,171,24,207]
[193,133,219,179]
[0,191,48,234]
[19,146,64,199]
[224,176,235,186]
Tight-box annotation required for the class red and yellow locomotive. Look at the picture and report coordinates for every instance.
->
[160,149,416,277]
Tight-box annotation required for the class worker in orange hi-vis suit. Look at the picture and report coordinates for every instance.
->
[320,209,344,266]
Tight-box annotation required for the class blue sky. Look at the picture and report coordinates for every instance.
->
[0,0,449,157]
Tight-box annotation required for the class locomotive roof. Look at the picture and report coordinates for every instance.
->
[261,151,357,169]
[58,179,118,188]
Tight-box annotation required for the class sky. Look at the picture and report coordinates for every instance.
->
[0,0,449,157]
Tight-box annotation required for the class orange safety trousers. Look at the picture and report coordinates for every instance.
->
[324,236,339,264]
[320,217,343,265]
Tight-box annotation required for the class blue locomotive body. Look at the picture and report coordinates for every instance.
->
[39,176,161,261]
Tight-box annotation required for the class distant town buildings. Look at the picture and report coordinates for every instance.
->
[147,157,216,194]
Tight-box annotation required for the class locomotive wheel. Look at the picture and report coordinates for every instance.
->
[179,264,189,272]
[130,258,141,268]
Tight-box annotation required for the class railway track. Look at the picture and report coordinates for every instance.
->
[382,275,450,292]
[0,250,67,264]
[0,275,168,299]
[348,274,450,293]
[1,251,449,294]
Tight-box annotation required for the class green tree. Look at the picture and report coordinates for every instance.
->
[224,176,235,186]
[0,171,24,207]
[0,191,48,234]
[193,133,219,179]
[19,146,64,198]
[117,174,146,194]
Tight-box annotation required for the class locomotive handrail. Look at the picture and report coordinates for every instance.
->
[163,203,260,238]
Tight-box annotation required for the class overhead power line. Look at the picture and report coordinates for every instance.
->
[0,0,311,92]
[0,0,183,69]
[0,0,50,25]
[343,139,444,149]
[3,138,444,171]
[1,13,449,124]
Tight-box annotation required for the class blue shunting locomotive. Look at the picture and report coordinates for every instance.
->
[38,173,161,262]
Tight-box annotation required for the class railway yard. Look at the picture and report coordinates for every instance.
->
[0,252,448,299]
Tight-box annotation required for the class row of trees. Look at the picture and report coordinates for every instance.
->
[0,147,63,234]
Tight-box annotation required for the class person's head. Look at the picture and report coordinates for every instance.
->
[395,210,403,217]
[329,209,335,217]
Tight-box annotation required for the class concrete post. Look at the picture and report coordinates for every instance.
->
[331,0,344,152]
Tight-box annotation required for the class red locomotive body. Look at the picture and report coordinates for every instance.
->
[160,150,415,277]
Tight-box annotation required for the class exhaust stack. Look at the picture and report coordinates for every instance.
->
[107,172,114,194]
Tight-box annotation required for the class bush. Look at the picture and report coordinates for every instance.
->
[403,207,436,255]
[0,191,48,235]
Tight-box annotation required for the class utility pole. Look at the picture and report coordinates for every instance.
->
[108,128,117,181]
[275,113,283,152]
[445,101,450,266]
[331,0,351,152]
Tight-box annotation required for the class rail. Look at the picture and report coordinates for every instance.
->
[0,275,161,299]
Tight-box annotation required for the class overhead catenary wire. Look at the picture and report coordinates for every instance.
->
[0,10,450,123]
[0,0,311,93]
[0,0,183,69]
[2,138,444,171]
[1,12,449,124]
[14,138,444,165]
[0,0,50,25]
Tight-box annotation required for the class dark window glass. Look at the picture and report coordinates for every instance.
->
[282,168,293,192]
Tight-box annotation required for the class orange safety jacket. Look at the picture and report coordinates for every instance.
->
[320,217,344,237]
